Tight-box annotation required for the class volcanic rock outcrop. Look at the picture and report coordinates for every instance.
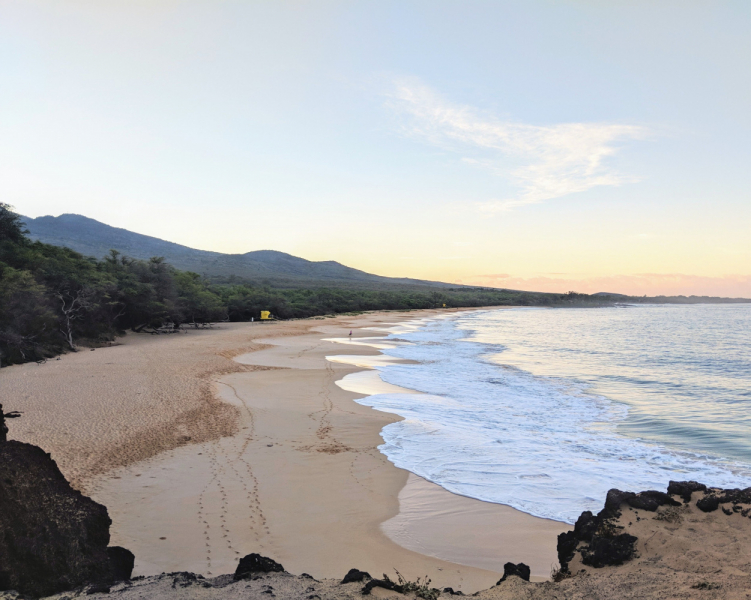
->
[340,569,371,584]
[557,480,751,575]
[233,553,285,580]
[557,485,686,572]
[0,441,133,597]
[496,562,530,584]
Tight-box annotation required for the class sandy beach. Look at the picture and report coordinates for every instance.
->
[2,310,567,593]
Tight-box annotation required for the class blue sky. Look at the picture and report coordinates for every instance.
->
[2,1,750,295]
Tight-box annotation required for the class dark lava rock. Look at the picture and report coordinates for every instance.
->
[0,441,119,597]
[361,578,399,595]
[603,488,680,516]
[696,495,721,512]
[557,486,675,573]
[557,530,580,572]
[233,554,285,580]
[573,511,599,541]
[557,510,606,571]
[557,482,721,574]
[496,562,531,584]
[695,487,751,513]
[341,568,371,584]
[668,481,707,503]
[0,405,22,443]
[107,547,134,582]
[601,489,636,519]
[627,491,681,512]
[580,533,638,568]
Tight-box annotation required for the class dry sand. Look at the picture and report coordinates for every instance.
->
[0,321,280,489]
[2,310,567,593]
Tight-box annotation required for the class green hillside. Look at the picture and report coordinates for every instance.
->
[21,214,453,290]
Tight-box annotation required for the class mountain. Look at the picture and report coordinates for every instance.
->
[20,214,455,289]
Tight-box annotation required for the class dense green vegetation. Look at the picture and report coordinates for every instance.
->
[2,204,746,366]
[1,205,231,365]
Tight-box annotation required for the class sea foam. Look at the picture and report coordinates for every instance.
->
[354,309,751,524]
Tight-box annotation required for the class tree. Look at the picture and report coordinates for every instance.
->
[174,270,226,324]
[56,286,96,351]
[0,203,28,245]
[0,267,57,365]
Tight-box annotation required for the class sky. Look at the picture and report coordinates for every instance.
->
[2,1,750,296]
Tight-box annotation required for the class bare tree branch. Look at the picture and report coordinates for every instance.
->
[56,287,94,351]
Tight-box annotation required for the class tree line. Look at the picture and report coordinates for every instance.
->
[1,203,618,366]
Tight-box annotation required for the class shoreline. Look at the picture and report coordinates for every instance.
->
[3,309,566,592]
[322,315,568,578]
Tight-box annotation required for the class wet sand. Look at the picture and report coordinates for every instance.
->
[383,474,567,577]
[4,310,568,593]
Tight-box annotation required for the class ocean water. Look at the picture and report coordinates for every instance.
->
[355,304,751,524]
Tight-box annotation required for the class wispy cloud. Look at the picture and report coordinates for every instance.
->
[386,78,648,210]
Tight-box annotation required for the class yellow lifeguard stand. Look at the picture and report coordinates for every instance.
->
[260,311,271,320]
